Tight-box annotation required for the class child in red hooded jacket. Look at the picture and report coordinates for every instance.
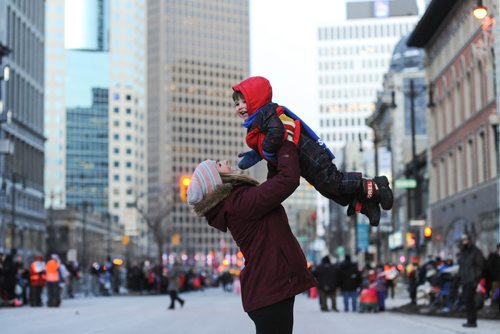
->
[232,76,393,226]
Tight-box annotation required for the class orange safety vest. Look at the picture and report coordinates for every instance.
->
[45,259,60,282]
[30,261,46,286]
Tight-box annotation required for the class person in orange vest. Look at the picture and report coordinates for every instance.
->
[46,254,61,307]
[29,254,46,307]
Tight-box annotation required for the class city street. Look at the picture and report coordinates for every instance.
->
[1,288,498,334]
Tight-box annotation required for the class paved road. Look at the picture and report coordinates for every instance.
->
[1,288,498,334]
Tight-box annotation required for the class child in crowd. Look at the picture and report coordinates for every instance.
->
[231,76,393,226]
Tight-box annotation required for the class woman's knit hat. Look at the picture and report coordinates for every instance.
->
[187,160,223,205]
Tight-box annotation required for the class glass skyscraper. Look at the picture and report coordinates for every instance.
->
[45,0,147,252]
[66,87,109,213]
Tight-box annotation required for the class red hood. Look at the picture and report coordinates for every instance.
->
[232,76,272,116]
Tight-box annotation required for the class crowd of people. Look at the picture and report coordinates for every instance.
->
[312,254,398,313]
[406,237,500,328]
[0,249,215,309]
[0,250,79,307]
[310,236,500,328]
[310,236,500,330]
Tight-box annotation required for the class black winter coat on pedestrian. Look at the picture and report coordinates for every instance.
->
[339,261,361,292]
[458,244,484,286]
[486,252,500,281]
[313,260,339,292]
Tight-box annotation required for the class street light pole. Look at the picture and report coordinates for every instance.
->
[10,172,16,248]
[107,213,111,259]
[409,79,418,219]
[81,201,89,271]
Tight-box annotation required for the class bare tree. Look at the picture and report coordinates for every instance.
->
[134,191,173,265]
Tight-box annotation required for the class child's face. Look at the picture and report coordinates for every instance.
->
[234,97,248,120]
[216,160,233,174]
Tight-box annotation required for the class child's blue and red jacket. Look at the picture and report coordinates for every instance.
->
[232,76,334,161]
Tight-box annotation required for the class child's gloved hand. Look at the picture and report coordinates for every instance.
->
[238,150,262,170]
[262,150,277,164]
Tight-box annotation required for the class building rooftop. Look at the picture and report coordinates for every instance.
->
[407,0,459,47]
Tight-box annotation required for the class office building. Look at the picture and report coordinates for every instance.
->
[45,0,147,256]
[0,0,46,257]
[147,0,249,263]
[316,0,419,256]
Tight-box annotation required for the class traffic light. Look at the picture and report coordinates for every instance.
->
[424,226,432,239]
[179,176,191,202]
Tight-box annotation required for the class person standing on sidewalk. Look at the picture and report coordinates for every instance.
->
[339,254,361,312]
[458,234,484,328]
[46,254,61,307]
[486,243,500,313]
[187,141,316,334]
[313,255,339,312]
[29,254,46,306]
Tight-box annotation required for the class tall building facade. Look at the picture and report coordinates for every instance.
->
[368,34,427,262]
[0,0,46,257]
[316,0,419,256]
[147,0,249,264]
[45,0,110,213]
[45,0,147,253]
[107,0,147,247]
[408,0,499,256]
[45,0,147,255]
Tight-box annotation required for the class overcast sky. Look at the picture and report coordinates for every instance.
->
[249,0,427,128]
[249,0,345,128]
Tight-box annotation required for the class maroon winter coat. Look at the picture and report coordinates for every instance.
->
[200,142,316,312]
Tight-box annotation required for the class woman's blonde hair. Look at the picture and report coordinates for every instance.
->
[220,172,259,187]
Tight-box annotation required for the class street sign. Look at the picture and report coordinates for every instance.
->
[409,219,426,227]
[357,222,369,251]
[394,179,416,189]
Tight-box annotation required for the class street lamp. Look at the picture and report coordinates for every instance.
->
[1,66,9,82]
[79,201,93,271]
[0,43,11,115]
[9,173,25,249]
[473,0,488,20]
[388,80,435,259]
